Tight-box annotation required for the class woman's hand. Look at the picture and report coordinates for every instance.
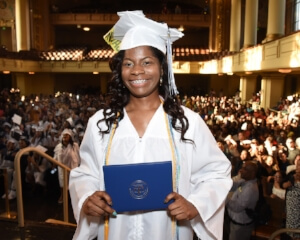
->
[82,191,115,217]
[164,192,199,221]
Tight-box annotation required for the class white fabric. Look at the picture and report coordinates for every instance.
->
[54,142,80,187]
[69,105,232,240]
[272,186,286,200]
[113,10,184,54]
[25,157,51,186]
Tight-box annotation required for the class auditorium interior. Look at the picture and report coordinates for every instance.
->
[0,0,300,239]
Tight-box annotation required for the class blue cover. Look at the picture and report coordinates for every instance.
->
[103,161,173,213]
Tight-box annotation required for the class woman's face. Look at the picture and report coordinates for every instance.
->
[265,156,274,166]
[121,46,162,99]
[240,150,248,160]
[274,171,283,182]
[62,133,71,146]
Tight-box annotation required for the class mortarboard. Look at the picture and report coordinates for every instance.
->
[104,10,184,95]
[66,117,74,127]
[61,128,74,140]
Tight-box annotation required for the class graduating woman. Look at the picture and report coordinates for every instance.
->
[69,10,232,240]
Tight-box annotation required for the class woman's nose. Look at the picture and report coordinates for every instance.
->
[131,66,144,75]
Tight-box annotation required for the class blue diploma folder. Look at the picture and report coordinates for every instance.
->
[103,161,173,213]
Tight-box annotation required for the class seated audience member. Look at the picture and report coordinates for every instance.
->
[267,170,286,200]
[251,143,268,164]
[285,159,300,239]
[248,138,259,158]
[232,149,252,177]
[264,136,277,157]
[277,148,290,172]
[283,154,300,189]
[261,155,280,178]
[276,130,287,146]
[1,138,19,199]
[225,162,259,240]
[25,151,51,190]
[30,126,47,147]
[286,137,300,165]
[2,137,30,200]
[224,135,240,166]
[260,155,280,196]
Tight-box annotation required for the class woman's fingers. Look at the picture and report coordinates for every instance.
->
[82,191,115,217]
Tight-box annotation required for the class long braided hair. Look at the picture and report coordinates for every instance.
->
[97,46,192,143]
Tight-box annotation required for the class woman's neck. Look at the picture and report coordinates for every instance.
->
[126,95,162,112]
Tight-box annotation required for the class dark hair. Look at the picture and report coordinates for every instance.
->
[97,46,192,143]
[62,132,74,147]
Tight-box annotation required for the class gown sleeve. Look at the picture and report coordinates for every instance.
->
[181,108,232,240]
[69,111,107,239]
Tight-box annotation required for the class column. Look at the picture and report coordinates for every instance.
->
[15,0,30,51]
[239,75,257,104]
[263,0,286,43]
[100,75,108,94]
[229,0,241,52]
[243,0,258,48]
[260,74,285,109]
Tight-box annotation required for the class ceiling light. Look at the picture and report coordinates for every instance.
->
[93,72,99,74]
[278,68,292,73]
[245,71,252,75]
[178,25,184,32]
[3,70,10,74]
[29,71,35,74]
[83,27,90,31]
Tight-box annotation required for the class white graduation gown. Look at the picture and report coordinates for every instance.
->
[69,104,232,240]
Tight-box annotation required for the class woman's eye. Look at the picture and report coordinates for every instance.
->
[143,60,152,66]
[123,62,133,67]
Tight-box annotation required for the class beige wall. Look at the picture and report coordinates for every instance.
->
[53,73,110,94]
[15,73,55,96]
[210,74,240,96]
[13,72,300,99]
[12,72,244,97]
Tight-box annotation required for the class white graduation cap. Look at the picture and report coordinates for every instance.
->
[104,10,184,95]
[3,122,12,128]
[241,122,247,130]
[66,117,74,127]
[61,128,74,140]
[75,123,84,129]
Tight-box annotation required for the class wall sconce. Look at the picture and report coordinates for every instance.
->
[178,25,184,32]
[278,68,292,73]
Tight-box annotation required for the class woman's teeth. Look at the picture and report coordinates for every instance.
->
[132,79,146,84]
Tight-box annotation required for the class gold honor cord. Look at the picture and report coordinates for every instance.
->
[104,117,119,240]
[103,106,178,240]
[163,106,178,240]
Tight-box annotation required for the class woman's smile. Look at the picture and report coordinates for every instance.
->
[130,79,147,85]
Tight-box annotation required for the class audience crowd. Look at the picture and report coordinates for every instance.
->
[0,87,300,239]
